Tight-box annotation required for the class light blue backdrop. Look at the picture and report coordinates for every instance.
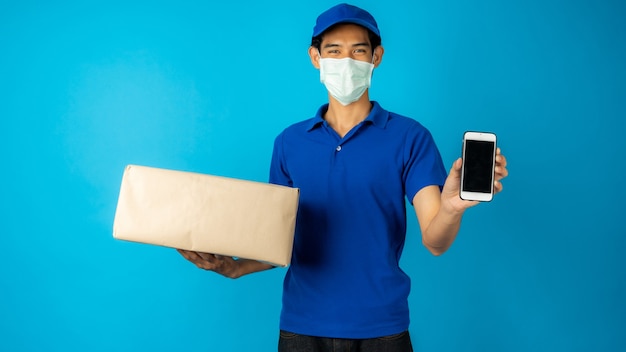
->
[1,0,624,351]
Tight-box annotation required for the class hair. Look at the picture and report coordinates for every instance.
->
[310,23,382,53]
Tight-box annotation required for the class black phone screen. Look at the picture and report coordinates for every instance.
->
[462,140,495,193]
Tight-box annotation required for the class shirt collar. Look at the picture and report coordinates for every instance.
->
[306,101,389,132]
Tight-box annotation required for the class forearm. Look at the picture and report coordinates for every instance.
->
[422,207,464,256]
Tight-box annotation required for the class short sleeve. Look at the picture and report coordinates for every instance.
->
[269,132,293,187]
[402,124,448,203]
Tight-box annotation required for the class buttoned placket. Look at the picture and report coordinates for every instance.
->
[325,121,369,155]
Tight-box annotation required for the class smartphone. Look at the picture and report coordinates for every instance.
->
[460,131,497,202]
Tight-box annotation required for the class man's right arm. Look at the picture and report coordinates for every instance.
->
[177,250,274,279]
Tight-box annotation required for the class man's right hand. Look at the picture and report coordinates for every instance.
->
[177,249,241,278]
[176,249,275,279]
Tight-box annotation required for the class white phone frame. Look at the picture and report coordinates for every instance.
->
[460,131,497,202]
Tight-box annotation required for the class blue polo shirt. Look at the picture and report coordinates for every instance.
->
[269,101,447,339]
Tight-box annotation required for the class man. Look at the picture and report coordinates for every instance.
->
[179,3,508,351]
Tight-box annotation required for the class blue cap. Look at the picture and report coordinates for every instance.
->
[312,3,380,38]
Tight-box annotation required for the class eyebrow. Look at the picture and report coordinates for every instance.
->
[322,42,371,49]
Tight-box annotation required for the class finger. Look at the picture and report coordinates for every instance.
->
[449,158,462,176]
[199,256,231,271]
[183,251,213,268]
[494,166,509,180]
[194,255,217,270]
[454,157,462,170]
[177,249,194,260]
[494,180,504,194]
[198,253,226,267]
[496,154,507,168]
[196,262,215,270]
[186,251,206,263]
[196,252,214,261]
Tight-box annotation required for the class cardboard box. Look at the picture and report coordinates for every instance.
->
[113,165,299,267]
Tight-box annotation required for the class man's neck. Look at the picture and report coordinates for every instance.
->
[324,94,372,138]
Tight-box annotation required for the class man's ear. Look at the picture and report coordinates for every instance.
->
[308,46,321,69]
[373,45,385,68]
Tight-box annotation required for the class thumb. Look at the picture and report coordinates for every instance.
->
[450,158,462,177]
[442,158,462,195]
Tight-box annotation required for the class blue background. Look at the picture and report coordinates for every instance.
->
[1,0,625,351]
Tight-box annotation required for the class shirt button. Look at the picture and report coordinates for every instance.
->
[336,145,342,152]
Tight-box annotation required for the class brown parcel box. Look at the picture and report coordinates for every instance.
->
[113,165,299,267]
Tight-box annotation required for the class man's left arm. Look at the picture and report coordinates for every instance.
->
[413,148,508,255]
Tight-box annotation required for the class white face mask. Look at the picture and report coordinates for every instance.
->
[319,55,375,106]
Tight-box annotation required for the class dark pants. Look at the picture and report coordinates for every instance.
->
[278,330,413,352]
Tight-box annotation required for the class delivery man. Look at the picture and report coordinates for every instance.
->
[178,3,508,351]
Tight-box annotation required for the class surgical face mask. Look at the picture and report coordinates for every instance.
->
[319,55,375,106]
